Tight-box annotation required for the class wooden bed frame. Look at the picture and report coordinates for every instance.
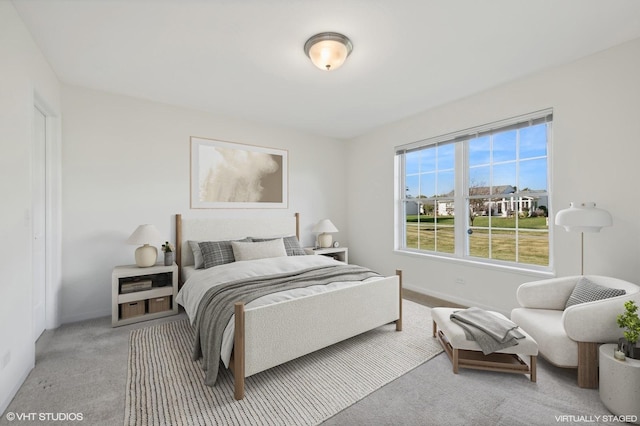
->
[175,213,402,400]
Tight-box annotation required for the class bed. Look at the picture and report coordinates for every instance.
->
[174,213,403,400]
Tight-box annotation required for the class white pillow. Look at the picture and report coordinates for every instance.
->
[231,238,287,261]
[249,235,306,256]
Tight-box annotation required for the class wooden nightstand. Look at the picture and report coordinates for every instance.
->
[112,263,179,327]
[304,247,348,263]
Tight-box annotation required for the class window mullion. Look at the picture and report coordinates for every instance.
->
[454,141,466,257]
[515,128,520,262]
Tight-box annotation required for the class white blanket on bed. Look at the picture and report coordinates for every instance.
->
[176,255,381,367]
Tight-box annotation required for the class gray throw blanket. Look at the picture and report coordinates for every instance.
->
[193,263,381,386]
[450,307,525,355]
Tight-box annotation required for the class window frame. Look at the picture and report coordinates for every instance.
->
[395,109,553,273]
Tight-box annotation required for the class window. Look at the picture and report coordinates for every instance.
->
[396,110,552,270]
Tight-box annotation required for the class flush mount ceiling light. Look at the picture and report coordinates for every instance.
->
[304,32,353,71]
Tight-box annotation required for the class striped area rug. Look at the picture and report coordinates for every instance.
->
[124,300,442,426]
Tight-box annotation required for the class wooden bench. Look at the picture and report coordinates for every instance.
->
[432,307,538,382]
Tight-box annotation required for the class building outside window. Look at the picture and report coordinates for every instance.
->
[396,109,552,271]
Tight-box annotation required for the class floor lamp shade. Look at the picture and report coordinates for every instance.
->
[555,202,612,232]
[312,219,339,248]
[555,202,612,274]
[127,224,163,267]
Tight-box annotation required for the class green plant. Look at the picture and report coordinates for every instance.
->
[617,300,640,344]
[162,241,174,253]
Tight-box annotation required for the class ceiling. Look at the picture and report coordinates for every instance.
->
[12,0,640,139]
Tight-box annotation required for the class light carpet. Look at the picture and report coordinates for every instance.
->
[124,300,442,426]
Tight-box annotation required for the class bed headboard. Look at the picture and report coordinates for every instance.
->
[175,213,300,283]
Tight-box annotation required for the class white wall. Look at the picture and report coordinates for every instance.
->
[346,37,640,314]
[0,3,61,415]
[60,85,347,323]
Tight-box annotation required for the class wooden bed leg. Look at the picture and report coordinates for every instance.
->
[395,270,403,331]
[234,302,245,400]
[175,214,182,287]
[452,348,459,374]
[530,355,537,382]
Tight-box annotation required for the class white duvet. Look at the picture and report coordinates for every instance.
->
[176,255,381,367]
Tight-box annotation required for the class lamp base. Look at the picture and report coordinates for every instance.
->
[135,244,158,267]
[318,233,333,248]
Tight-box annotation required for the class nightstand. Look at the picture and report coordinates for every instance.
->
[112,263,179,327]
[304,247,348,263]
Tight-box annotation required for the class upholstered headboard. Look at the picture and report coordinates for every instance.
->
[175,213,300,281]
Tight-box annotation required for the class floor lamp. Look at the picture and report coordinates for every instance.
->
[555,202,612,275]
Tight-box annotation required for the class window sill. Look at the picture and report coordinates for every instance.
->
[394,248,556,279]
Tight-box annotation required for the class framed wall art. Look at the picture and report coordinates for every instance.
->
[190,137,288,209]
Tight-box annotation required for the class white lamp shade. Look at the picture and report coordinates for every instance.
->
[127,224,163,245]
[312,219,338,234]
[127,224,163,267]
[555,202,612,233]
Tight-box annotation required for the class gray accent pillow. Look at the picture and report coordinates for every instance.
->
[188,240,204,269]
[250,235,306,256]
[198,238,251,269]
[565,277,626,309]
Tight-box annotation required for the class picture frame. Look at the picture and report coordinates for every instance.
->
[190,136,288,209]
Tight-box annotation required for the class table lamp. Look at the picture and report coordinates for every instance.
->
[127,224,163,267]
[313,219,338,248]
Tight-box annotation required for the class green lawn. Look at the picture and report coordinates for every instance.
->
[405,215,549,266]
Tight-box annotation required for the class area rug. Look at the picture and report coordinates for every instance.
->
[124,300,442,426]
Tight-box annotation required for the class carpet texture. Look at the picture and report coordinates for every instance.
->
[124,300,442,426]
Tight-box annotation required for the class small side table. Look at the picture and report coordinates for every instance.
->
[599,344,640,424]
[304,247,348,263]
[112,263,179,327]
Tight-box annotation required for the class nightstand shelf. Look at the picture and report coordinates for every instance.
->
[304,247,348,263]
[112,263,179,327]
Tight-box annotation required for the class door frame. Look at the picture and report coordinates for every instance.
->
[33,91,62,331]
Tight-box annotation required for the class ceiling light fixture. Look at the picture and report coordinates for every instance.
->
[304,32,353,71]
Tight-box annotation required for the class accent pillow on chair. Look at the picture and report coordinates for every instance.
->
[565,277,626,308]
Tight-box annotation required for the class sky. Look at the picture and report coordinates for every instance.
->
[405,123,548,199]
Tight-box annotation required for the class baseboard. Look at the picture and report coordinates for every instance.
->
[403,283,508,316]
[1,359,32,417]
[403,287,467,309]
[61,307,111,324]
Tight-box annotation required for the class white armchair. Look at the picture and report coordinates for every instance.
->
[510,275,640,388]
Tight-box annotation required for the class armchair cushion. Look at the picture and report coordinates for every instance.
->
[511,308,577,367]
[565,276,626,309]
[515,276,578,310]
